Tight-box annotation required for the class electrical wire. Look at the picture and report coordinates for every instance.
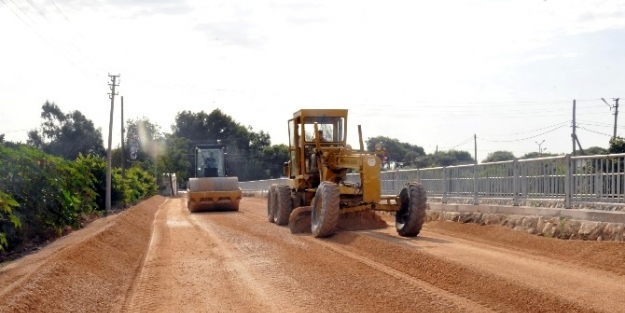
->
[577,127,613,137]
[2,0,107,84]
[24,0,47,21]
[480,124,567,142]
[49,0,69,22]
[486,121,570,137]
[577,120,625,129]
[444,135,474,150]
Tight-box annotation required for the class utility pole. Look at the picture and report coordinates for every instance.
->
[571,100,584,155]
[615,98,620,139]
[602,97,620,139]
[572,100,576,155]
[106,74,120,213]
[121,96,126,180]
[120,96,126,207]
[474,134,477,164]
[535,140,545,155]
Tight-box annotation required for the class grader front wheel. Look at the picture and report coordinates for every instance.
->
[311,182,340,238]
[274,185,292,226]
[395,182,427,237]
[267,185,277,223]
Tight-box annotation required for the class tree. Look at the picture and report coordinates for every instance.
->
[365,136,425,163]
[248,128,271,159]
[171,109,276,181]
[520,151,558,159]
[414,150,474,168]
[125,117,164,161]
[27,101,105,160]
[482,150,515,163]
[609,137,625,154]
[157,134,191,193]
[172,109,251,152]
[403,151,420,166]
[261,144,289,178]
[585,146,608,155]
[0,134,4,144]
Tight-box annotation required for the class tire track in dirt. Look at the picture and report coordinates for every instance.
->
[119,198,174,312]
[205,199,489,313]
[423,222,625,276]
[242,197,618,312]
[123,198,276,313]
[323,231,600,313]
[298,235,493,313]
[361,227,625,312]
[189,213,312,313]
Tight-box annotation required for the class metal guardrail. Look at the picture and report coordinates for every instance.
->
[239,153,625,209]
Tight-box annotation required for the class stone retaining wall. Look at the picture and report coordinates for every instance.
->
[428,204,625,242]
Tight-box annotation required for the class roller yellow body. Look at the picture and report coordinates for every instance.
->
[186,143,242,212]
[187,177,242,212]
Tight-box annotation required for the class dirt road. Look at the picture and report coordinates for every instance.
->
[2,196,625,312]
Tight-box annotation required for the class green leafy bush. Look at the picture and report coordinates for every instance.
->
[0,145,156,254]
[0,191,20,250]
[0,145,96,250]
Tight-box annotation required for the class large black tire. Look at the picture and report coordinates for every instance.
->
[267,185,277,223]
[395,182,428,237]
[274,185,293,225]
[311,182,340,238]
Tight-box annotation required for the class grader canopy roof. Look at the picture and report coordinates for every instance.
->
[292,109,348,144]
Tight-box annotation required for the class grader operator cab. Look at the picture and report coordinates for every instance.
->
[186,143,242,212]
[267,109,428,238]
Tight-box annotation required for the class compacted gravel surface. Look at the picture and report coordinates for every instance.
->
[1,196,624,313]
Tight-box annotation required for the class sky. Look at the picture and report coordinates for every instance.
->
[1,0,624,161]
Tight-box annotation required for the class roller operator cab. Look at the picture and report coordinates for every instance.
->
[266,109,429,238]
[186,144,242,212]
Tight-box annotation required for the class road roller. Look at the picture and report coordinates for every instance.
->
[187,143,242,212]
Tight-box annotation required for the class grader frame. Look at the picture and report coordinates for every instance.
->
[266,109,427,238]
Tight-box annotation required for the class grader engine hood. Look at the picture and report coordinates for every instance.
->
[322,151,381,203]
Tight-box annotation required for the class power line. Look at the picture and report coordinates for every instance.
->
[578,120,625,130]
[577,126,613,137]
[49,0,70,22]
[24,0,48,21]
[486,121,570,137]
[480,124,567,143]
[2,0,108,84]
[444,135,474,150]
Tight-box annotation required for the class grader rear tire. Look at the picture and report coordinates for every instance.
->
[267,185,277,223]
[311,182,340,238]
[395,182,427,237]
[274,185,292,226]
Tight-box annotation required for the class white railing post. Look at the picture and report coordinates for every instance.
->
[443,167,448,204]
[513,159,519,206]
[473,163,478,205]
[564,154,572,209]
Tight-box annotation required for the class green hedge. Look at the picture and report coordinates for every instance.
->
[0,145,157,252]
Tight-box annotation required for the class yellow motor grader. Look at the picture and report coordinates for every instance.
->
[267,109,428,238]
